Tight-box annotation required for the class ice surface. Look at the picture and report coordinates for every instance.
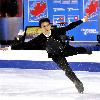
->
[0,68,100,100]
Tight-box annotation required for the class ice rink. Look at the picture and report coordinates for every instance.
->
[0,50,100,100]
[0,69,100,100]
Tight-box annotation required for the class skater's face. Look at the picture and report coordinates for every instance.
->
[40,22,51,35]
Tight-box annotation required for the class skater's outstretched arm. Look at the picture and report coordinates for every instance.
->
[60,14,89,31]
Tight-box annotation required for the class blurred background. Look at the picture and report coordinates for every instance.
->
[0,0,100,46]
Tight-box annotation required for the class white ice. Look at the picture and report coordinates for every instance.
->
[0,68,100,100]
[0,50,100,100]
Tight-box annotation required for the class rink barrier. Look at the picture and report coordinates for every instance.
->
[0,50,100,72]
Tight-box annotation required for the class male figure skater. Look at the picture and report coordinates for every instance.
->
[8,15,91,93]
[2,15,91,93]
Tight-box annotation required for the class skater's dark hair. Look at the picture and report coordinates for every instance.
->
[39,18,50,27]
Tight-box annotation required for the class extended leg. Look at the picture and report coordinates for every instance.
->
[76,47,92,54]
[52,56,84,93]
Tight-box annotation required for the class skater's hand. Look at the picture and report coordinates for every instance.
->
[83,14,89,22]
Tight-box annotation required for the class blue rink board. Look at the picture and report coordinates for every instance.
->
[0,60,100,72]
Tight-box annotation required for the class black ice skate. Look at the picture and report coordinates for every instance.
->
[86,48,92,55]
[74,80,84,93]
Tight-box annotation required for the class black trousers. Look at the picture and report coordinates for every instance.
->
[52,55,80,83]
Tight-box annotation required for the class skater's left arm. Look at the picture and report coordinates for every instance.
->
[60,14,89,32]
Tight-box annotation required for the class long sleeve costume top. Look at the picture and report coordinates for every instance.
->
[11,20,83,57]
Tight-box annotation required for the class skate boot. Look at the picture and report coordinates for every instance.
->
[76,47,92,55]
[86,48,92,55]
[74,80,84,93]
